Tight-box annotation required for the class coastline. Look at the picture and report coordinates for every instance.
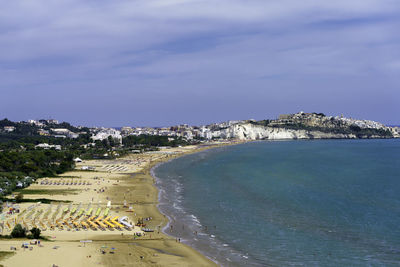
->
[149,142,247,265]
[151,152,247,267]
[0,142,241,266]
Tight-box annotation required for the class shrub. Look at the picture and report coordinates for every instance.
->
[11,224,26,238]
[15,193,23,203]
[29,227,41,239]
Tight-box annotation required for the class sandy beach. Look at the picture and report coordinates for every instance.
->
[0,142,238,267]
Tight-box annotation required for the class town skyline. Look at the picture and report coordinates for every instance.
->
[2,111,399,141]
[2,110,399,129]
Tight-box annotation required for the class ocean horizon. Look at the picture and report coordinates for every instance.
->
[154,139,400,266]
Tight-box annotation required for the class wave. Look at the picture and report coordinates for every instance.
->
[152,158,257,267]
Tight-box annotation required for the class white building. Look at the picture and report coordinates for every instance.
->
[3,126,15,132]
[28,120,45,127]
[51,128,71,135]
[91,128,122,143]
[47,119,59,124]
[35,143,62,150]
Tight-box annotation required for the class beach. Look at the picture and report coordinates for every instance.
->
[0,142,238,267]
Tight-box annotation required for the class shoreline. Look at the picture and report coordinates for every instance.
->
[2,139,399,266]
[150,145,249,267]
[1,144,234,266]
[119,141,246,266]
[151,157,222,265]
[132,141,247,266]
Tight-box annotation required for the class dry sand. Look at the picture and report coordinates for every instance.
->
[0,142,239,266]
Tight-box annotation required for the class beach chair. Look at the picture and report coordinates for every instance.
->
[96,221,107,229]
[88,220,98,229]
[104,208,110,217]
[95,208,102,217]
[71,207,77,214]
[73,221,80,229]
[81,221,89,229]
[112,220,124,228]
[86,208,93,216]
[77,209,84,217]
[63,220,72,229]
[57,221,64,229]
[104,220,115,228]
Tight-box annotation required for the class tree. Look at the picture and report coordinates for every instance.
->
[11,224,26,238]
[107,135,115,147]
[15,193,24,203]
[30,227,41,239]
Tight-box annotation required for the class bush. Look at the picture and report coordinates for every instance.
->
[11,224,26,238]
[29,227,41,239]
[15,193,23,203]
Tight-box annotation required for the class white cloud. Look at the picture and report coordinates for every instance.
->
[0,0,399,125]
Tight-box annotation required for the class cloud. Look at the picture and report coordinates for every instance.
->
[0,0,399,125]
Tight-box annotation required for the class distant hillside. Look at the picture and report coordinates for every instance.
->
[204,112,400,140]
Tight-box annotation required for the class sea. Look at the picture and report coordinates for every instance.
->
[153,139,400,266]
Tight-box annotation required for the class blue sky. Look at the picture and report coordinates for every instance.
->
[1,0,399,127]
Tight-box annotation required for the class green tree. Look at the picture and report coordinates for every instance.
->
[11,224,26,238]
[15,193,24,203]
[30,227,41,239]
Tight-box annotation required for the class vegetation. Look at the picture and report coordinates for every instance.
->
[15,193,23,203]
[15,189,79,195]
[0,149,75,196]
[0,119,89,137]
[249,119,272,127]
[122,135,190,148]
[9,224,43,239]
[4,198,71,204]
[0,118,198,201]
[10,224,26,238]
[28,227,41,239]
[0,150,74,175]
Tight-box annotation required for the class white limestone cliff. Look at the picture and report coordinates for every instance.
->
[216,123,357,140]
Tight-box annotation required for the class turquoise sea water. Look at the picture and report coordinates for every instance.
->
[153,140,400,266]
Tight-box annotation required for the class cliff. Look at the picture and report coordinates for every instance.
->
[205,112,400,140]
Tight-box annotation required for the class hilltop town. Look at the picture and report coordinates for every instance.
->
[1,112,399,145]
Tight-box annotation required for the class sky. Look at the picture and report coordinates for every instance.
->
[1,0,399,127]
